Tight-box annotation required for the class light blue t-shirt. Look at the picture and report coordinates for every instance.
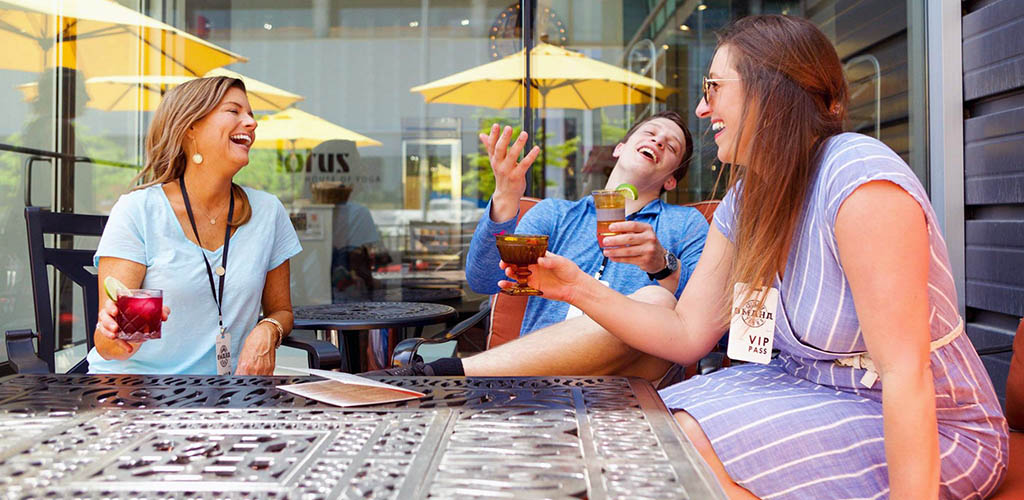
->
[87,184,302,375]
[465,196,708,337]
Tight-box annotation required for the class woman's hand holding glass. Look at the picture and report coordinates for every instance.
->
[498,251,589,304]
[95,299,171,360]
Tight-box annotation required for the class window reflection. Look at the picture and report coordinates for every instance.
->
[0,0,927,365]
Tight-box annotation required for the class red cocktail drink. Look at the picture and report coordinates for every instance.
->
[116,289,163,341]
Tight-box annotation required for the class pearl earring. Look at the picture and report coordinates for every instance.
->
[190,136,203,165]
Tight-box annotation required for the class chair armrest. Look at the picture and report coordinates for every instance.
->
[698,351,727,375]
[5,329,50,374]
[390,337,431,368]
[281,336,342,370]
[680,344,732,383]
[659,353,730,390]
[390,304,491,367]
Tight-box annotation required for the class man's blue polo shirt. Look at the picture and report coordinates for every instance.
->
[465,195,708,337]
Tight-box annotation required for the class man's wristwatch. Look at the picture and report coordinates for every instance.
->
[647,251,679,281]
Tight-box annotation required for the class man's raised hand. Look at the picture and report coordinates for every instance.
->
[480,124,541,222]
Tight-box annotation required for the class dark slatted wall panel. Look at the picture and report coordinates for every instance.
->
[809,1,914,169]
[963,0,1024,403]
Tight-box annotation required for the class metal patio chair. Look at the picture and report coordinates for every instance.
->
[390,197,543,368]
[5,207,341,374]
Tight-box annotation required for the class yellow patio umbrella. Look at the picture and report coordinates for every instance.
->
[17,68,304,111]
[0,0,246,78]
[251,108,382,150]
[410,42,673,110]
[204,68,303,110]
[411,42,673,171]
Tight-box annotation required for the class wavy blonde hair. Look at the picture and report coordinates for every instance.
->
[132,76,252,227]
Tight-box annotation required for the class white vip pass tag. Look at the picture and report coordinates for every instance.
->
[565,275,610,320]
[215,328,232,375]
[726,283,779,364]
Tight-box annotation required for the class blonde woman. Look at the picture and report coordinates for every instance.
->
[90,76,301,375]
[506,15,1007,500]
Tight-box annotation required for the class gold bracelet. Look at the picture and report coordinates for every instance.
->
[258,318,284,349]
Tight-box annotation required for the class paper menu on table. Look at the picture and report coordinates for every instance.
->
[276,367,426,407]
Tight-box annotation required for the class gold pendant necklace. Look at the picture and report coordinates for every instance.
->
[181,179,229,225]
[194,200,226,225]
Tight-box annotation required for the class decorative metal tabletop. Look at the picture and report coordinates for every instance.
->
[0,374,724,499]
[293,302,457,331]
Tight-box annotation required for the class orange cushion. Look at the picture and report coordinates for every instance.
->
[988,431,1023,500]
[485,197,540,350]
[487,294,528,349]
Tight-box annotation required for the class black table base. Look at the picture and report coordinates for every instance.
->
[0,374,724,499]
[293,302,457,373]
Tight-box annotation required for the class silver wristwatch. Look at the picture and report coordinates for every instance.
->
[647,251,679,281]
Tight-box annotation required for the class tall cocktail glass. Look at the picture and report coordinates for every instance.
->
[116,289,163,341]
[593,190,625,248]
[495,234,549,296]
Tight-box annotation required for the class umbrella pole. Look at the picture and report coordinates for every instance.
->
[57,66,79,351]
[540,91,547,197]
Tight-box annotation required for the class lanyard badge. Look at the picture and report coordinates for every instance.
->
[179,177,235,374]
[215,328,232,375]
[726,283,779,364]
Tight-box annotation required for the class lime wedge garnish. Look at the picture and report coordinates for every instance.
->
[104,276,128,302]
[616,183,638,200]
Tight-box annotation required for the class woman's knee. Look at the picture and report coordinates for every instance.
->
[629,285,677,309]
[674,411,715,456]
[676,412,758,499]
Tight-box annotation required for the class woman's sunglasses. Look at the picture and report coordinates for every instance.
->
[702,76,741,104]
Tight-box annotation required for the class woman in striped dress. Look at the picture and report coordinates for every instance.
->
[507,15,1008,499]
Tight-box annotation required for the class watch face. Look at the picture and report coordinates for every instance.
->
[666,252,679,271]
[649,252,678,281]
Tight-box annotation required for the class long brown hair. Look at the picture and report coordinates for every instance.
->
[132,76,252,227]
[719,15,847,299]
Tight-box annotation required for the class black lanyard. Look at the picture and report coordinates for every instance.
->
[179,176,234,330]
[595,256,609,280]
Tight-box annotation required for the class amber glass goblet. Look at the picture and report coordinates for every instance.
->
[496,234,549,296]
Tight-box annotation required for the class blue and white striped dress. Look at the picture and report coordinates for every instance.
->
[659,133,1008,499]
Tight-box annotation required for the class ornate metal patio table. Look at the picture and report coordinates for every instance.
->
[0,374,725,499]
[293,302,457,372]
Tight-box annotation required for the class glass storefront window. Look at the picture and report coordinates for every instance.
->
[0,0,928,369]
[185,1,520,307]
[534,0,927,205]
